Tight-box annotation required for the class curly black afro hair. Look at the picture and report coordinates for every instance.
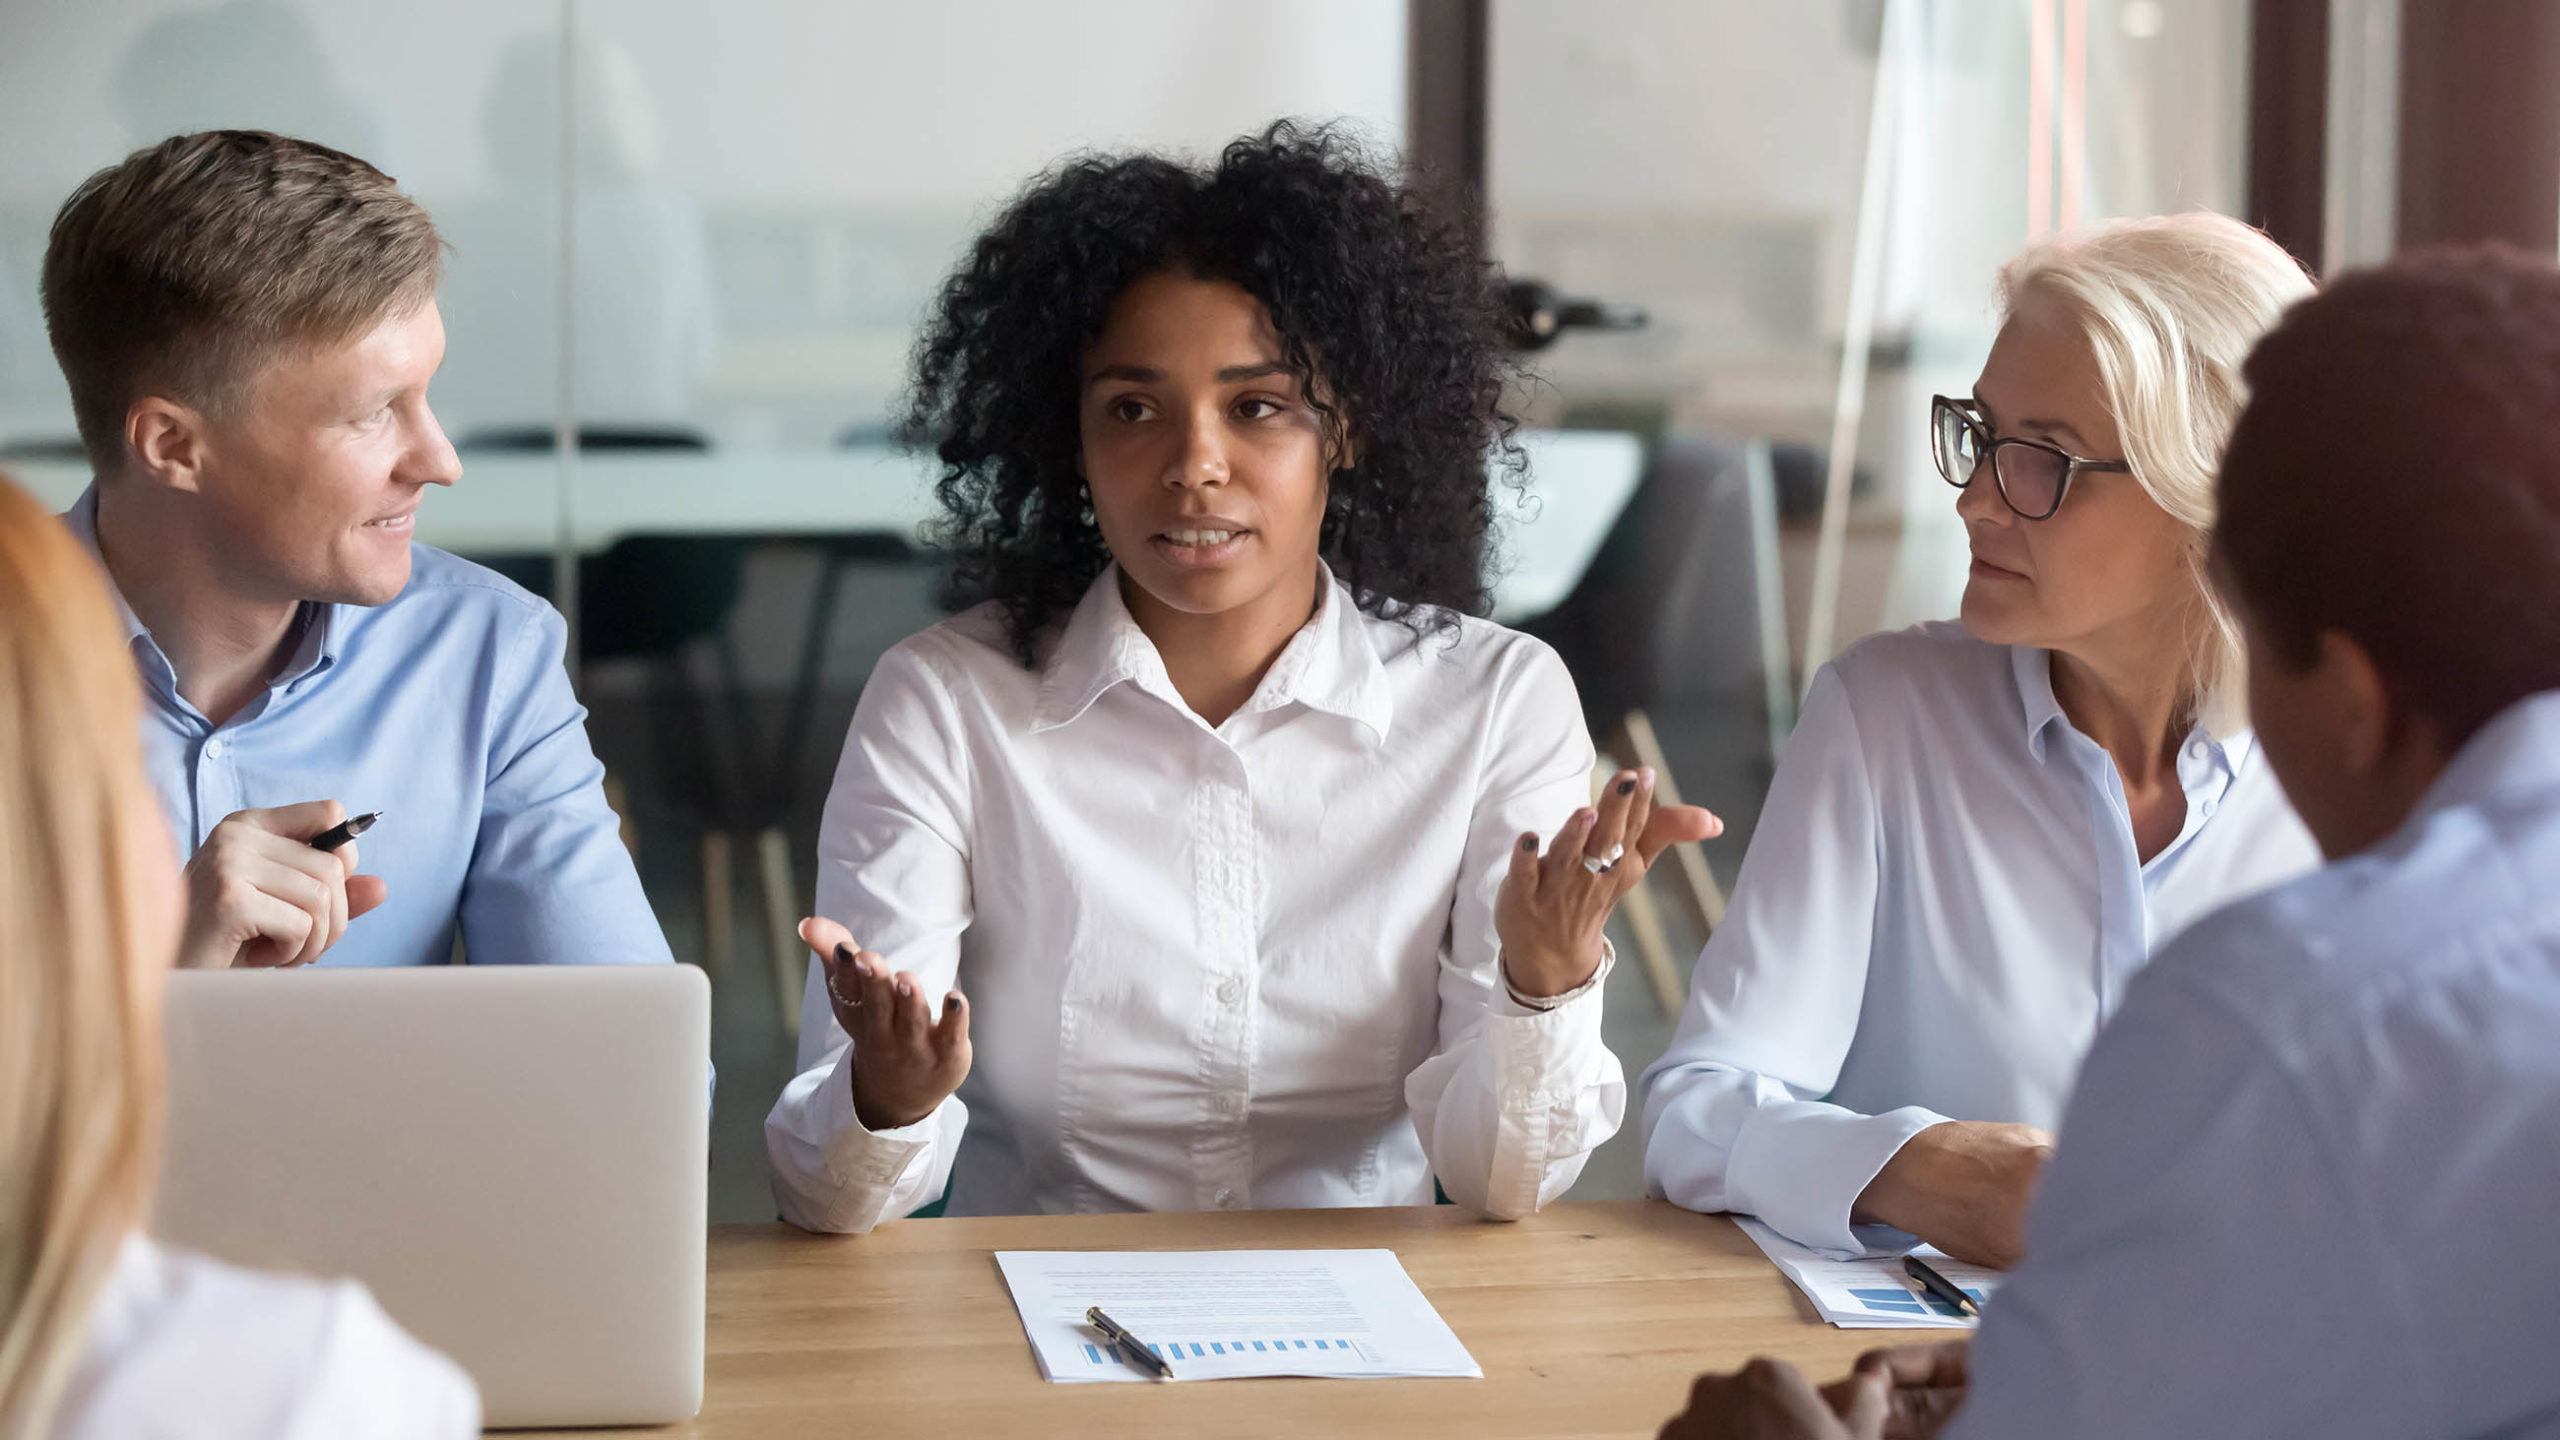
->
[904,120,1523,666]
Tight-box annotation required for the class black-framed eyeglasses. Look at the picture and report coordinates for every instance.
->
[1930,394,2132,521]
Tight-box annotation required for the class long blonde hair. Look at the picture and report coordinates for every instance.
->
[1997,212,2314,734]
[0,474,168,1435]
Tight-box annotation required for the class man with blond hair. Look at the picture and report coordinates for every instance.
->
[42,129,670,971]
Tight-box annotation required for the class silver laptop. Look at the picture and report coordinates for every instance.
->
[155,965,709,1428]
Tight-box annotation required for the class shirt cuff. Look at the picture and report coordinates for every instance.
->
[1726,1104,1950,1258]
[806,1046,944,1191]
[1497,938,1615,1017]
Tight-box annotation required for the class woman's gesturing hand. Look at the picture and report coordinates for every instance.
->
[798,916,972,1133]
[1496,767,1724,1000]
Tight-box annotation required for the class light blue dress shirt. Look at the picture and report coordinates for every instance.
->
[63,487,673,969]
[1640,622,2319,1256]
[1951,689,2560,1439]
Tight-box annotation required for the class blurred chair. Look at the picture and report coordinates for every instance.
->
[1523,433,1796,1013]
[455,427,783,1013]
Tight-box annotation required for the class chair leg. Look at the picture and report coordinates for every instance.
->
[700,830,735,980]
[1618,874,1686,1018]
[1619,710,1728,941]
[602,772,639,862]
[757,827,803,1038]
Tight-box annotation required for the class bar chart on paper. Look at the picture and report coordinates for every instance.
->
[995,1249,1482,1382]
[1080,1335,1383,1368]
[1735,1219,2002,1331]
[1845,1286,1986,1321]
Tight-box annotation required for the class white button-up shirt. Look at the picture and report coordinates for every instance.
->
[766,567,1623,1233]
[1640,622,2319,1256]
[1952,690,2560,1439]
[53,1234,478,1439]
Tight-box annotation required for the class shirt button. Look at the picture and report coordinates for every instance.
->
[203,737,225,759]
[1216,1092,1246,1116]
[1216,978,1243,1005]
[1214,1189,1241,1210]
[2200,797,2219,817]
[2188,739,2209,760]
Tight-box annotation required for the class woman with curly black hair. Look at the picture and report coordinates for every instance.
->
[766,123,1716,1234]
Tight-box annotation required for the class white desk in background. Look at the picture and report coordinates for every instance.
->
[5,429,1641,622]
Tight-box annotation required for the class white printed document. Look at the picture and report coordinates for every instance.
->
[993,1249,1482,1383]
[1737,1218,2001,1330]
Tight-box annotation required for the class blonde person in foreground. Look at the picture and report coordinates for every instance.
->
[1640,213,2322,1267]
[0,475,476,1438]
[766,125,1717,1232]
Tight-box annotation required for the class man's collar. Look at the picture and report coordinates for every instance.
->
[62,481,341,695]
[2408,688,2560,826]
[1029,564,1394,742]
[62,484,151,648]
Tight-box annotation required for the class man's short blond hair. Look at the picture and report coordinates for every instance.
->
[40,130,442,471]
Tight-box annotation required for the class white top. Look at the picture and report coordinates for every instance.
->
[1639,622,2319,1256]
[1951,690,2560,1439]
[48,1234,477,1439]
[765,567,1623,1232]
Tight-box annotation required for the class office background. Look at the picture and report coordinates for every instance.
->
[3,0,2543,1221]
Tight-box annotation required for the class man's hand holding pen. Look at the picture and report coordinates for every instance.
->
[177,800,387,969]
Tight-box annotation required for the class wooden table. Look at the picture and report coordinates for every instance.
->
[533,1201,1927,1439]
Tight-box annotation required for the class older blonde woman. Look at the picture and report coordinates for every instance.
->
[1639,213,2321,1269]
[0,475,475,1438]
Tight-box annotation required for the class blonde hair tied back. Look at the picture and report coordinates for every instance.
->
[1996,211,2315,735]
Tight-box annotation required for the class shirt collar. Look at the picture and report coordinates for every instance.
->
[2011,645,2071,762]
[2407,688,2560,825]
[60,482,342,701]
[2009,643,2248,776]
[1029,563,1395,743]
[62,483,151,648]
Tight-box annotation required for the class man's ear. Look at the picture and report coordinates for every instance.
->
[2312,629,2398,778]
[126,396,211,494]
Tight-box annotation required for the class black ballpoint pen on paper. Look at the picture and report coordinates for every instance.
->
[309,811,380,853]
[1902,1254,1982,1320]
[1087,1306,1176,1381]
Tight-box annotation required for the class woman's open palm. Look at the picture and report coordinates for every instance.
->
[1495,768,1721,999]
[799,915,972,1132]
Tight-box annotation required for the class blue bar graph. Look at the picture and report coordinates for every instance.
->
[1086,1336,1361,1365]
[1850,1286,1988,1319]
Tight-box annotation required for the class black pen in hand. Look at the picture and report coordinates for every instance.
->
[309,810,381,853]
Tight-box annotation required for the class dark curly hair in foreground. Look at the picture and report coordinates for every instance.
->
[904,120,1522,665]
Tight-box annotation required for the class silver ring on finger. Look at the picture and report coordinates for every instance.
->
[828,976,857,1010]
[1582,843,1624,876]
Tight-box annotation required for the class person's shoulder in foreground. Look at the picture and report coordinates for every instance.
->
[50,1234,478,1440]
[1946,710,2560,1438]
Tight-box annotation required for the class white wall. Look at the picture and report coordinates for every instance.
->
[0,0,1406,445]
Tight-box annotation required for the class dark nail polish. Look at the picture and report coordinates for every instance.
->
[1520,835,1538,852]
[1615,778,1635,796]
[834,942,856,965]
